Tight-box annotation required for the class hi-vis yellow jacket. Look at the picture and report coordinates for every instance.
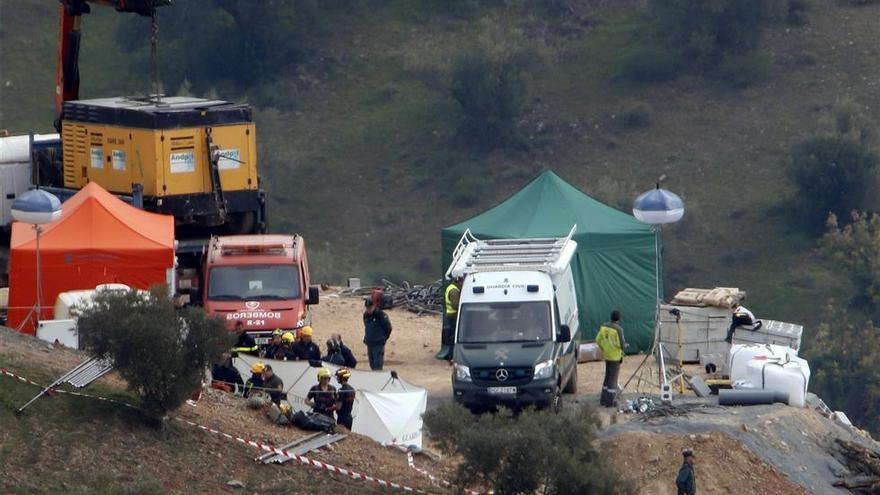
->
[596,323,624,362]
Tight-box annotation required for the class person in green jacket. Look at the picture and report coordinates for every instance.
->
[596,310,626,407]
[676,449,696,495]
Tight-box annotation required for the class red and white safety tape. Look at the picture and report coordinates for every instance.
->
[0,367,446,493]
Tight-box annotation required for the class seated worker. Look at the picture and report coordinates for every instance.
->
[293,326,321,361]
[335,367,356,430]
[262,329,284,359]
[261,365,284,405]
[243,362,265,398]
[278,332,298,361]
[725,303,762,344]
[305,368,339,419]
[211,353,243,392]
[323,334,358,368]
[231,320,259,356]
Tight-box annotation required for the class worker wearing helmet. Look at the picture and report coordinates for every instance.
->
[305,368,339,419]
[262,329,284,360]
[335,368,355,429]
[243,362,265,398]
[292,326,322,362]
[278,331,298,361]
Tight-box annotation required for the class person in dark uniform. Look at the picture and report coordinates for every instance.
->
[676,449,696,495]
[363,298,393,370]
[305,368,339,419]
[324,334,358,368]
[335,367,356,430]
[262,329,284,359]
[438,276,462,361]
[231,320,259,356]
[292,326,322,361]
[260,365,284,405]
[243,362,265,398]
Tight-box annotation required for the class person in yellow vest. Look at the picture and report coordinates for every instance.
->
[437,276,462,361]
[596,310,627,407]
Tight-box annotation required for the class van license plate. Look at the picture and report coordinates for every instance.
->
[255,337,270,345]
[488,386,517,395]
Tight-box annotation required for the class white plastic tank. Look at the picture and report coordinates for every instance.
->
[53,284,132,319]
[729,344,810,407]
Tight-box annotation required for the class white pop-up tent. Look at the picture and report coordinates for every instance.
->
[233,354,428,447]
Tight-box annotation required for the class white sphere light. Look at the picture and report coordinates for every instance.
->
[633,186,684,225]
[11,189,62,225]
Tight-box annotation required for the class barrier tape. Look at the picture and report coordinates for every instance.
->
[174,417,423,493]
[0,367,430,493]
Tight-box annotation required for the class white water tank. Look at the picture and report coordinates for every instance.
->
[729,344,810,407]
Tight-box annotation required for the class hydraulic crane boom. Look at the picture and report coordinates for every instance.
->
[55,0,170,122]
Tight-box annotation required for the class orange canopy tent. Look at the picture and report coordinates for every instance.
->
[7,182,174,334]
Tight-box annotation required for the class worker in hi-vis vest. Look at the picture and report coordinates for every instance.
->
[438,276,462,361]
[596,310,627,407]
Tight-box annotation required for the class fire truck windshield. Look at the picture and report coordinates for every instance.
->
[207,265,301,301]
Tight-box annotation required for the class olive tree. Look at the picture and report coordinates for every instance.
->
[77,288,230,421]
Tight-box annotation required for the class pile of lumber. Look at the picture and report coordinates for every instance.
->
[832,439,880,493]
[671,287,745,308]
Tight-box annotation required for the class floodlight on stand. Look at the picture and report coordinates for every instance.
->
[11,189,62,333]
[620,180,685,399]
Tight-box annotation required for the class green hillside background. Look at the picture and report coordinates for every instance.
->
[2,0,879,333]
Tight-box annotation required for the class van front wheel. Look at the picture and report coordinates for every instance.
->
[562,366,578,394]
[551,391,563,414]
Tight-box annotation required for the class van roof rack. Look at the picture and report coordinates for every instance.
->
[445,225,577,279]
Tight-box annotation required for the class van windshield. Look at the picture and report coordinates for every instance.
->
[457,301,552,343]
[208,265,301,301]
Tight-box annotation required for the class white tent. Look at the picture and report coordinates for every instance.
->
[232,355,427,447]
[353,389,427,448]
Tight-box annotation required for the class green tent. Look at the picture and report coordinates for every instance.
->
[441,170,661,353]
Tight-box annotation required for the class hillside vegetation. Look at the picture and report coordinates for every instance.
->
[2,1,880,349]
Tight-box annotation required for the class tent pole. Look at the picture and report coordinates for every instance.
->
[35,224,42,328]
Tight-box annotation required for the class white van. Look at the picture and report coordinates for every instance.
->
[446,227,580,412]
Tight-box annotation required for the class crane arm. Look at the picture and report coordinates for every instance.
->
[55,0,169,121]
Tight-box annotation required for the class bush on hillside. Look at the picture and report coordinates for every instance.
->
[423,403,633,495]
[617,0,792,85]
[451,46,528,151]
[819,212,880,311]
[76,288,230,421]
[788,136,878,235]
[804,316,880,437]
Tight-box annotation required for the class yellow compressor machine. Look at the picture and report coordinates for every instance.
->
[59,96,265,234]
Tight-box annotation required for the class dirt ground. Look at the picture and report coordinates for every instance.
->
[309,287,698,405]
[3,288,876,494]
[606,430,807,495]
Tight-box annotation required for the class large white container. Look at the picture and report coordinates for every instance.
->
[729,344,810,407]
[658,303,731,362]
[731,319,802,352]
[0,134,59,229]
[53,284,132,319]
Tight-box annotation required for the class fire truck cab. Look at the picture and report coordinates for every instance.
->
[201,235,318,344]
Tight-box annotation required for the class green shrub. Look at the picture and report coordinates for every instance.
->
[423,403,633,495]
[77,288,231,421]
[616,44,681,83]
[789,136,878,234]
[804,318,880,436]
[717,52,771,88]
[451,47,527,151]
[618,102,653,130]
[617,0,778,86]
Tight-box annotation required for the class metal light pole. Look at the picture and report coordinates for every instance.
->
[11,189,62,331]
[620,179,685,398]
